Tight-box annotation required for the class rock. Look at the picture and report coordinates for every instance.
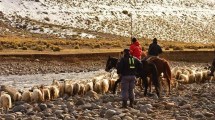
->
[47,103,54,108]
[75,99,85,106]
[109,115,122,120]
[13,105,26,112]
[3,114,16,120]
[39,103,47,111]
[15,112,22,115]
[176,116,189,120]
[180,104,191,109]
[194,112,205,119]
[104,109,117,118]
[123,116,133,120]
[204,112,214,117]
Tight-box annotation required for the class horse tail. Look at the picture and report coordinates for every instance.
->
[164,61,171,80]
[163,60,172,94]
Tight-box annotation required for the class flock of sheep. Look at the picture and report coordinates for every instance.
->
[0,65,214,114]
[0,73,117,114]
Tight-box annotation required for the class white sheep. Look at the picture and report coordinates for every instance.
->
[52,80,65,97]
[100,79,109,94]
[0,91,12,113]
[93,81,102,94]
[32,88,44,102]
[108,79,117,92]
[85,81,94,92]
[73,83,80,96]
[21,91,32,102]
[195,71,203,83]
[13,92,22,102]
[177,74,189,84]
[49,85,59,100]
[202,70,213,82]
[64,80,73,96]
[1,85,18,102]
[39,86,51,102]
[78,83,86,95]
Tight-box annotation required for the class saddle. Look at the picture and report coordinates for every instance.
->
[146,56,159,63]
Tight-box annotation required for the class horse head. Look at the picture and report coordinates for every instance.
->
[105,56,118,72]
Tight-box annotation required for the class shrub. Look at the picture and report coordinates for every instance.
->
[35,45,45,51]
[22,46,28,50]
[173,46,184,50]
[74,44,80,49]
[94,44,101,48]
[51,46,61,52]
[165,47,170,50]
[122,10,128,15]
[44,17,50,21]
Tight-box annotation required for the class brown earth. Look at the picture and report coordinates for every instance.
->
[0,50,214,75]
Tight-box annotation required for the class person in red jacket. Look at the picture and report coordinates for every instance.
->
[130,37,142,60]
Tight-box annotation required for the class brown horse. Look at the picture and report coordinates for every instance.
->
[144,56,172,95]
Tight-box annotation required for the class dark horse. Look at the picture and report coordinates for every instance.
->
[105,56,162,97]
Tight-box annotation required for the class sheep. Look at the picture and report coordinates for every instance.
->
[52,80,65,97]
[49,85,59,100]
[108,79,117,92]
[195,71,203,83]
[39,85,51,102]
[64,80,73,96]
[85,81,94,92]
[73,83,80,96]
[0,91,12,113]
[93,81,102,94]
[13,92,22,102]
[188,74,196,84]
[32,88,44,102]
[1,85,18,102]
[202,70,213,82]
[21,91,32,102]
[100,79,109,94]
[177,74,189,84]
[78,83,86,95]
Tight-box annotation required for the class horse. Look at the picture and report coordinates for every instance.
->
[143,57,172,95]
[105,56,161,97]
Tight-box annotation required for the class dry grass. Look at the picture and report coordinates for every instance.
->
[0,35,214,54]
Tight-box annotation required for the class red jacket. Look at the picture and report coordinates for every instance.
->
[130,41,142,60]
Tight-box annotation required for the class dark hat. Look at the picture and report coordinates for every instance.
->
[153,38,157,43]
[123,48,130,54]
[132,37,137,43]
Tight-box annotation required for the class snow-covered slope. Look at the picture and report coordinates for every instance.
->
[0,0,214,43]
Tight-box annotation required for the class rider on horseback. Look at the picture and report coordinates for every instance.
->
[145,38,163,62]
[130,37,142,60]
[148,38,162,57]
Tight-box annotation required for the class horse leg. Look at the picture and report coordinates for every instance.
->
[113,77,121,94]
[149,77,152,93]
[142,77,148,96]
[167,78,171,96]
[149,63,160,98]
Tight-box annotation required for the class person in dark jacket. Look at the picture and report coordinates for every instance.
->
[208,57,215,76]
[148,38,162,56]
[117,49,142,108]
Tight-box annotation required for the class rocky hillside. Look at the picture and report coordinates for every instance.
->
[0,0,215,43]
